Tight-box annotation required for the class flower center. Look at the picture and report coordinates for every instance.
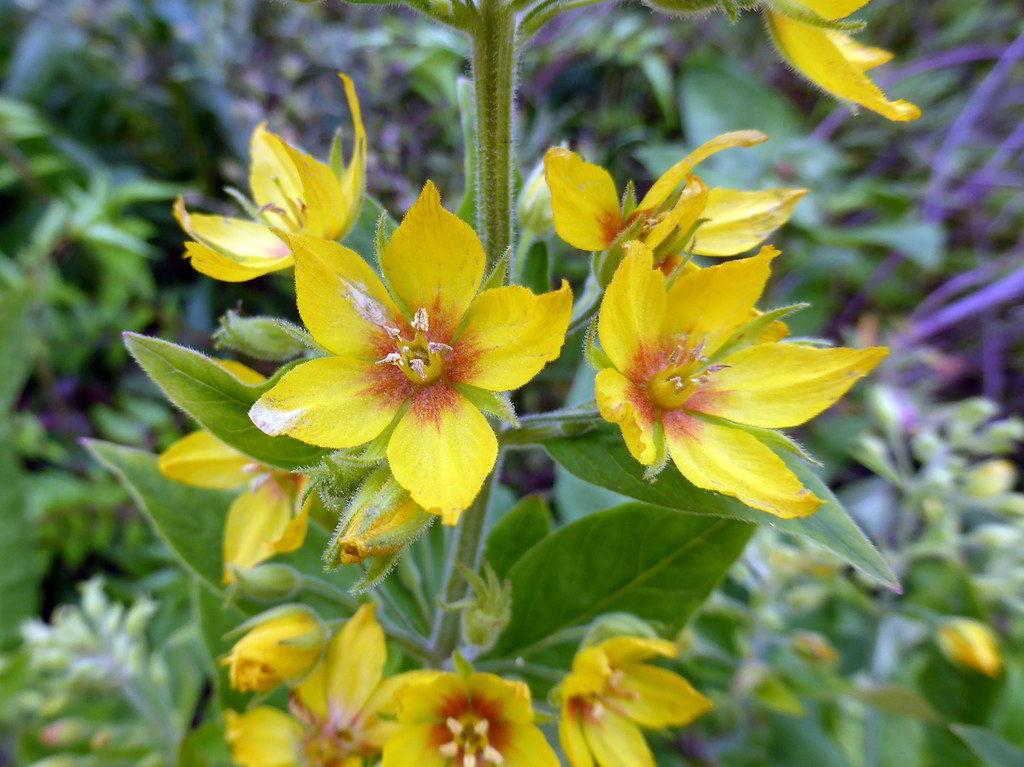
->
[376,308,452,384]
[646,337,725,411]
[437,714,504,766]
[303,724,357,767]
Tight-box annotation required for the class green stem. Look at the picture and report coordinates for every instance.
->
[471,0,517,264]
[431,470,496,663]
[500,408,603,447]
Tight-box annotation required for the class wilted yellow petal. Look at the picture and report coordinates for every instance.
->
[544,147,624,251]
[455,281,572,391]
[767,12,921,122]
[381,181,485,331]
[638,131,768,211]
[691,188,807,257]
[159,430,251,490]
[598,241,666,373]
[596,368,658,465]
[386,387,497,521]
[337,72,368,238]
[249,356,404,449]
[223,477,305,581]
[695,343,888,428]
[286,231,402,360]
[664,413,822,518]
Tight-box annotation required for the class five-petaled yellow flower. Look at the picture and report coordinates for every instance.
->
[226,604,431,767]
[174,72,366,281]
[557,635,712,767]
[544,130,806,258]
[595,240,887,518]
[764,0,920,121]
[249,181,572,523]
[222,605,328,692]
[382,669,559,767]
[159,363,310,582]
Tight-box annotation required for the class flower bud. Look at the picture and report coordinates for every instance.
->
[952,398,998,428]
[518,161,554,237]
[39,719,90,748]
[221,605,328,692]
[996,493,1024,516]
[937,618,1002,677]
[213,310,314,362]
[325,467,433,568]
[229,563,303,601]
[867,386,905,435]
[977,418,1024,453]
[583,612,660,648]
[458,562,513,651]
[911,430,941,463]
[792,631,838,665]
[963,459,1017,498]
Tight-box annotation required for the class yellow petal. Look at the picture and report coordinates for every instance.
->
[595,368,658,465]
[544,147,624,251]
[183,242,289,282]
[582,711,654,767]
[222,610,327,692]
[455,281,572,391]
[767,12,921,122]
[249,356,404,449]
[250,124,304,230]
[599,636,677,666]
[225,708,304,767]
[361,670,442,748]
[380,723,446,767]
[280,140,347,241]
[223,477,304,582]
[381,181,485,331]
[387,387,498,522]
[797,0,870,21]
[501,722,561,767]
[294,657,329,722]
[617,663,712,729]
[664,413,822,518]
[560,707,595,767]
[598,241,666,373]
[217,359,267,385]
[828,30,893,70]
[937,618,1003,678]
[393,672,460,723]
[638,131,768,211]
[159,430,251,490]
[662,246,779,354]
[175,196,292,275]
[466,672,534,723]
[337,72,368,238]
[691,188,807,257]
[695,343,888,428]
[286,230,403,359]
[324,604,387,719]
[643,175,708,251]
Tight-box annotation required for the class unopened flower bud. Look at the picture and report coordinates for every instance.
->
[213,310,314,362]
[937,618,1002,678]
[583,612,659,648]
[229,563,303,601]
[968,524,1018,548]
[325,467,433,567]
[221,605,328,692]
[458,562,513,651]
[963,459,1017,498]
[996,493,1024,516]
[867,386,905,435]
[851,433,901,484]
[792,631,838,665]
[518,161,554,237]
[952,398,998,429]
[40,719,90,748]
[977,418,1024,453]
[911,430,942,463]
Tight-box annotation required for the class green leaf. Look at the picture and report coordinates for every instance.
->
[192,581,250,714]
[488,503,753,659]
[123,333,328,470]
[519,240,551,293]
[952,725,1024,767]
[485,495,551,578]
[543,429,897,589]
[342,195,394,264]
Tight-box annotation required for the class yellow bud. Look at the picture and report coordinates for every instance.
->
[963,459,1017,498]
[517,160,554,237]
[221,606,328,692]
[792,631,838,665]
[937,618,1002,678]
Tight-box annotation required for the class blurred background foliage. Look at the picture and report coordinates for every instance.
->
[1,0,1021,764]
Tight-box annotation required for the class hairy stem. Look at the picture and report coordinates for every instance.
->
[471,0,517,264]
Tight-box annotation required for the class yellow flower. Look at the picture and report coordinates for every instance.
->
[938,618,1003,678]
[225,604,431,767]
[159,428,309,583]
[174,72,366,281]
[764,1,920,121]
[557,636,712,767]
[544,131,806,257]
[382,670,559,767]
[249,181,572,523]
[595,241,887,518]
[222,605,328,692]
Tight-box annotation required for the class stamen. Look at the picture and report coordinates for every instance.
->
[446,717,464,736]
[439,741,459,757]
[409,359,428,380]
[375,352,404,367]
[412,308,429,332]
[384,325,402,339]
[590,700,605,720]
[463,754,477,767]
[483,745,504,765]
[473,719,489,735]
[427,341,453,354]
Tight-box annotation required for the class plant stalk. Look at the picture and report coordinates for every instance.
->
[471,0,517,264]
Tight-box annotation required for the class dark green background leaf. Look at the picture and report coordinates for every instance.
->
[484,495,551,578]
